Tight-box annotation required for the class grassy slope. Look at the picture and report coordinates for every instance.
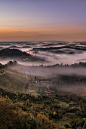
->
[0,68,27,92]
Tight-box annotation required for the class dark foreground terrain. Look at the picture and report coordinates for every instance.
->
[0,86,86,129]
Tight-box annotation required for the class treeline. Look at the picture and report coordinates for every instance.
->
[39,61,86,67]
[50,74,86,90]
[0,60,17,69]
[33,44,86,52]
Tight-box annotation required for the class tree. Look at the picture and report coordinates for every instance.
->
[79,100,83,109]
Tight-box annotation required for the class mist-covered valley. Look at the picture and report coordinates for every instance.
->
[2,62,86,97]
[1,41,86,96]
[1,42,86,128]
[0,41,86,66]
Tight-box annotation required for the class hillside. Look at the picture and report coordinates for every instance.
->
[0,86,86,129]
[0,48,29,56]
[0,48,45,62]
[0,66,27,92]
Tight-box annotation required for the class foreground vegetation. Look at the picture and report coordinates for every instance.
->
[0,86,86,129]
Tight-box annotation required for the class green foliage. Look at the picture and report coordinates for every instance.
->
[0,84,86,129]
[20,115,38,129]
[70,118,86,129]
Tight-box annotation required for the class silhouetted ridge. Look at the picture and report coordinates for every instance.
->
[0,48,30,56]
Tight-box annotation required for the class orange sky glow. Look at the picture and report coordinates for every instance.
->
[0,25,86,41]
[0,0,86,41]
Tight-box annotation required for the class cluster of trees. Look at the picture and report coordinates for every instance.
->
[70,118,86,129]
[71,62,86,67]
[50,74,86,91]
[0,102,21,129]
[0,102,58,129]
[19,113,57,129]
[0,48,29,57]
[0,61,17,69]
[60,75,86,84]
[0,86,86,128]
[39,61,86,68]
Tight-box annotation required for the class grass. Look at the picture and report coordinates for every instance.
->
[30,84,39,92]
[58,101,69,107]
[0,68,27,92]
[69,101,77,104]
[57,100,77,108]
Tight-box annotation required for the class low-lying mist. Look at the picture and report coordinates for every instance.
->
[7,63,86,77]
[7,64,86,96]
[56,84,86,96]
[18,65,86,77]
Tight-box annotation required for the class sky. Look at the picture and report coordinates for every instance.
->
[0,0,86,41]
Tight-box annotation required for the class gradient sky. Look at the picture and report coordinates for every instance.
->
[0,0,86,41]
